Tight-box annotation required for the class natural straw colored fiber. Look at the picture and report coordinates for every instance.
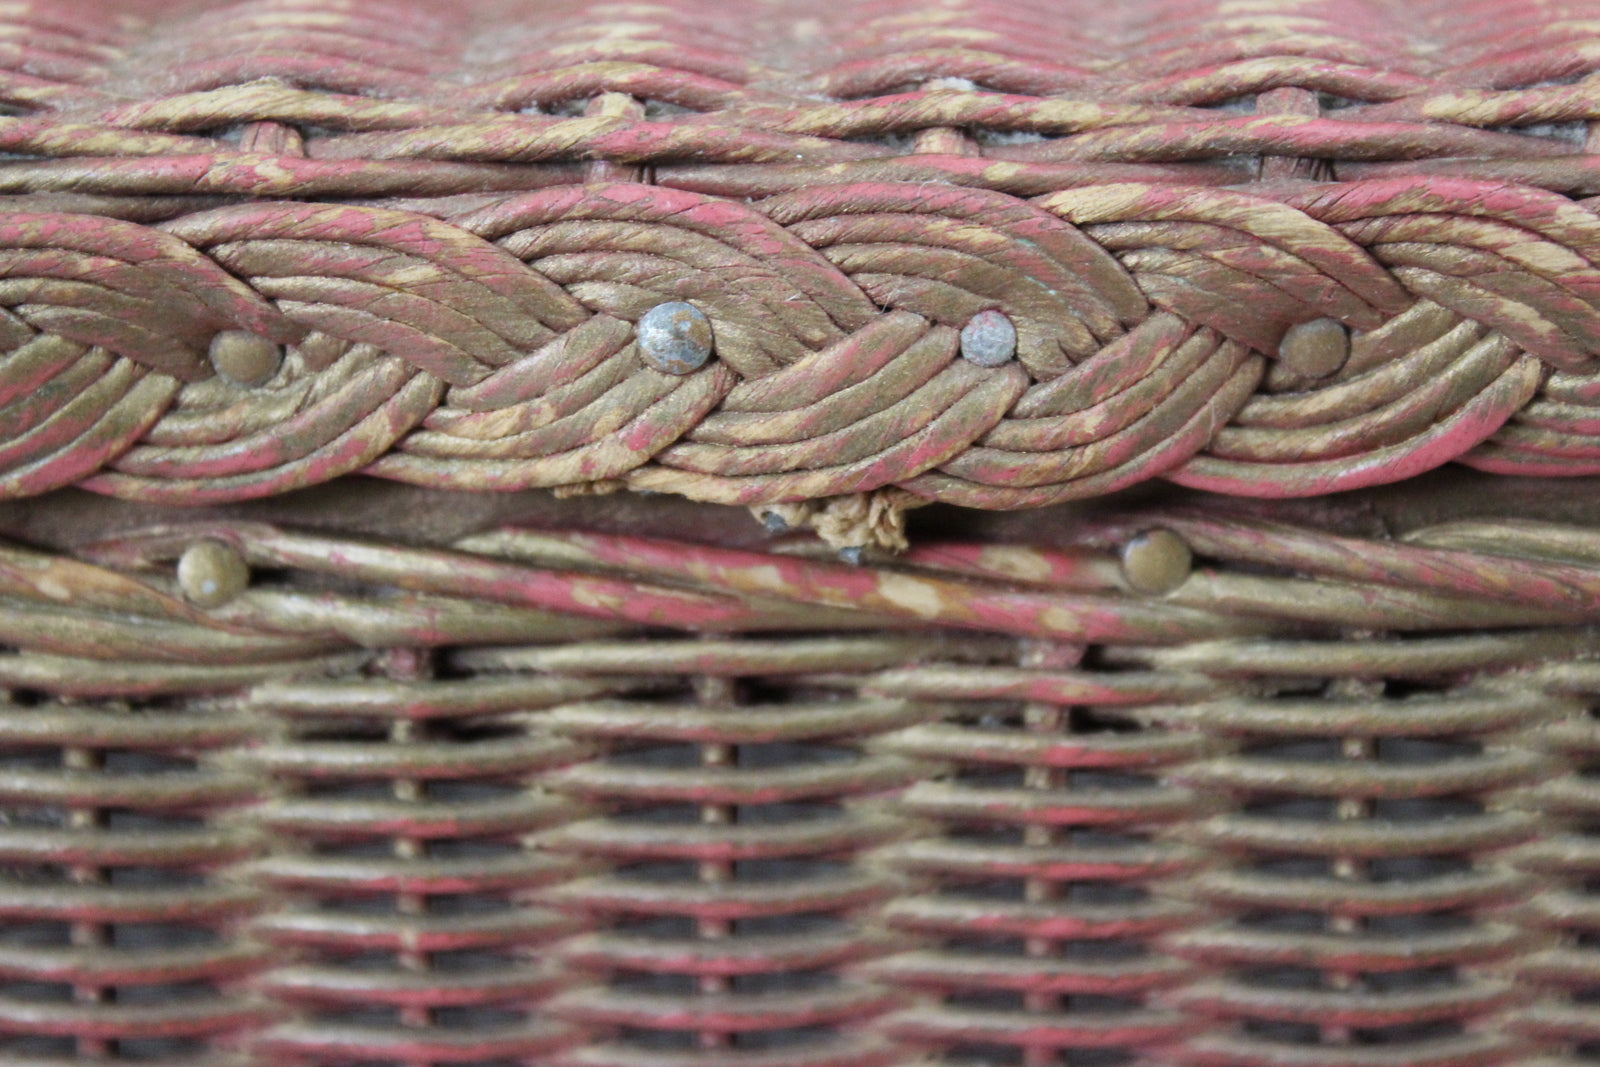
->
[8,1,1600,543]
[1,475,1600,1067]
[7,2,1600,1067]
[1,486,1600,1067]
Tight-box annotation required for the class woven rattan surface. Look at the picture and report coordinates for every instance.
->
[0,481,1593,1067]
[11,0,1600,530]
[11,2,1600,1066]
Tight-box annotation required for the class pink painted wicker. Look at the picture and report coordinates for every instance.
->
[2,2,1600,1066]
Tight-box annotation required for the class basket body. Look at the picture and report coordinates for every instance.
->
[3,1,1600,1065]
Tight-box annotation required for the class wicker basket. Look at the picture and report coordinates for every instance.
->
[2,1,1600,1065]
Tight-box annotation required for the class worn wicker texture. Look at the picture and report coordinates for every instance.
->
[10,2,1600,1066]
[13,0,1600,527]
[0,494,1591,1067]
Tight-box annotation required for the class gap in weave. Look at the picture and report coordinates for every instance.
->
[643,99,695,120]
[2,979,68,1002]
[733,968,836,995]
[107,864,207,889]
[0,920,68,948]
[948,1045,1135,1065]
[1237,909,1325,934]
[607,739,854,769]
[1069,705,1143,733]
[101,749,198,775]
[944,1044,1024,1065]
[1365,966,1461,992]
[1238,965,1322,990]
[428,836,521,860]
[1357,1020,1465,1046]
[426,778,519,802]
[733,912,846,938]
[1371,796,1483,822]
[114,921,219,949]
[955,764,1024,788]
[1251,855,1332,878]
[1367,910,1474,936]
[116,977,215,1003]
[733,1024,838,1050]
[292,720,389,744]
[109,1037,210,1061]
[1368,854,1473,881]
[1377,737,1481,763]
[434,1004,527,1028]
[104,807,205,832]
[607,911,695,936]
[943,988,1024,1011]
[846,130,918,153]
[1242,1020,1322,1044]
[1489,120,1587,146]
[1242,796,1339,821]
[1069,769,1158,790]
[971,128,1046,146]
[735,800,840,824]
[615,1025,699,1050]
[611,970,696,995]
[300,778,394,801]
[421,891,516,917]
[1067,938,1149,964]
[0,1036,74,1058]
[314,1003,401,1028]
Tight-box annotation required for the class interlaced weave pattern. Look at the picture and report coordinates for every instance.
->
[10,0,1600,519]
[11,3,1600,1065]
[0,494,1597,1067]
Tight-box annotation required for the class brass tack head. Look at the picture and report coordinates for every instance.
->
[1121,528,1192,595]
[209,330,284,387]
[1279,317,1349,379]
[638,302,714,374]
[177,540,250,608]
[838,546,865,566]
[960,310,1017,367]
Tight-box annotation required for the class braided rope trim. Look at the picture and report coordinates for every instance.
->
[6,175,1600,522]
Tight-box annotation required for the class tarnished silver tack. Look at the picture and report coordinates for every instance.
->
[960,309,1017,367]
[177,540,250,608]
[209,330,284,387]
[638,302,714,374]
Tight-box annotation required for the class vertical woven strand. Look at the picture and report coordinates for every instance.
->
[239,662,595,1066]
[0,694,268,1065]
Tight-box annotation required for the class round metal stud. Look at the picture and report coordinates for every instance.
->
[638,302,714,374]
[177,540,250,608]
[960,310,1017,367]
[209,331,284,387]
[1121,528,1192,595]
[1279,317,1349,379]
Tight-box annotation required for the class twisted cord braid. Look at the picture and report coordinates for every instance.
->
[9,0,1600,538]
[0,174,1595,524]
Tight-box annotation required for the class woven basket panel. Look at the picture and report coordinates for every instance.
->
[5,0,1600,522]
[0,503,1593,1067]
[5,1,1600,1065]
